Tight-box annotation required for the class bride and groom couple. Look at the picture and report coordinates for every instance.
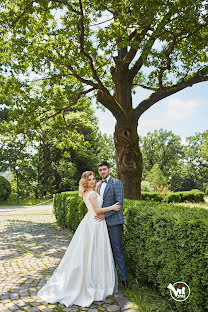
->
[38,161,128,308]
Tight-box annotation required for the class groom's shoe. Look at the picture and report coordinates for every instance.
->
[122,280,128,288]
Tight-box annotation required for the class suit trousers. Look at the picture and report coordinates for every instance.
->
[107,224,127,281]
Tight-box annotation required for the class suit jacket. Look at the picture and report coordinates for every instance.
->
[98,176,124,226]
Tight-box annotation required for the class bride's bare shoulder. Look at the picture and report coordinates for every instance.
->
[88,191,97,199]
[84,190,97,200]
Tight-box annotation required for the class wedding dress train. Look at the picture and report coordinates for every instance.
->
[37,190,117,307]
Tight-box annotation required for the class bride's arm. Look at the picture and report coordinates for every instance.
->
[89,192,120,214]
[95,181,101,193]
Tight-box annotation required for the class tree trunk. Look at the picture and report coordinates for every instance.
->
[100,58,143,199]
[114,121,142,200]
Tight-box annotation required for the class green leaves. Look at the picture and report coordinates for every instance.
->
[1,0,207,93]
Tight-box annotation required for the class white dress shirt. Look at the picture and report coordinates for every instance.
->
[100,176,111,198]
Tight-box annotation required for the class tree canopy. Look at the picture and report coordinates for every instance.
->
[1,0,207,198]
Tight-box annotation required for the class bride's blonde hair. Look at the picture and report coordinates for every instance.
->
[79,171,96,197]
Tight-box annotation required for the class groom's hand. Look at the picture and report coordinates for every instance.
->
[94,213,106,222]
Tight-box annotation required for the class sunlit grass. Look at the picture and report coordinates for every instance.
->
[119,274,174,312]
[173,201,208,210]
[0,197,53,206]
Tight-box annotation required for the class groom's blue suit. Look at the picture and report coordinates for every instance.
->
[98,176,127,281]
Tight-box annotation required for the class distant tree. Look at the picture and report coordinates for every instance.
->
[95,133,116,176]
[185,131,208,191]
[145,163,168,190]
[0,97,102,197]
[141,129,184,178]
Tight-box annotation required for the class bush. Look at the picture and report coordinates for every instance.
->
[179,189,204,203]
[123,200,208,312]
[205,187,208,196]
[66,196,82,231]
[165,192,181,203]
[54,191,208,311]
[78,200,88,221]
[141,192,163,202]
[0,176,11,201]
[53,191,74,228]
[53,190,87,231]
[141,190,204,203]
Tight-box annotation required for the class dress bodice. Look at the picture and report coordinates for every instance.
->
[83,191,103,215]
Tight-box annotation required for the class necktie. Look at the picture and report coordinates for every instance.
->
[101,180,107,183]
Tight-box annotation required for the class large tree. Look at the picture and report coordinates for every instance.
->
[1,0,207,199]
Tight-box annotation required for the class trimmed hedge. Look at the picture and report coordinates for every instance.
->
[53,191,208,311]
[179,189,204,203]
[53,190,87,230]
[141,192,163,202]
[141,189,204,203]
[165,192,181,203]
[123,200,208,312]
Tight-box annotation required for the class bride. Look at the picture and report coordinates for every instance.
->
[37,170,120,308]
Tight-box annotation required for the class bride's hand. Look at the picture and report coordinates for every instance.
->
[112,203,121,211]
[96,181,102,188]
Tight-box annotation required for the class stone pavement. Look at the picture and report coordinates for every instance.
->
[0,205,124,312]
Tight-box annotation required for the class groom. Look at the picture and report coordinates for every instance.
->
[95,161,128,287]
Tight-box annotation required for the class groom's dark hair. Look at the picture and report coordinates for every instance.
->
[98,161,110,168]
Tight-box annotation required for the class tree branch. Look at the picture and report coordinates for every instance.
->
[134,67,208,120]
[52,0,81,14]
[38,87,95,124]
[12,0,35,25]
[78,0,103,86]
[132,84,157,91]
[129,8,178,82]
[158,36,177,88]
[123,25,151,66]
[96,89,126,122]
[47,52,99,89]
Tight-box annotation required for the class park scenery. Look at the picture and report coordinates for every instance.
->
[0,1,208,312]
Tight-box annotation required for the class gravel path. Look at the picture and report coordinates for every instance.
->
[0,205,123,312]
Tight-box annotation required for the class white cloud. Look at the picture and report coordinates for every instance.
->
[167,98,197,120]
[138,97,198,133]
[94,96,199,137]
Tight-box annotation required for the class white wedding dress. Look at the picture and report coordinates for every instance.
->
[37,190,117,307]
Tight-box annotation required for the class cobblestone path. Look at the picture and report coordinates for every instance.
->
[0,205,122,312]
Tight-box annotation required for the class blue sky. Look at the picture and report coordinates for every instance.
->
[94,81,208,139]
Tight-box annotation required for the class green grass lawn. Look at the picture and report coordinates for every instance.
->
[173,200,208,210]
[0,197,53,206]
[119,274,175,312]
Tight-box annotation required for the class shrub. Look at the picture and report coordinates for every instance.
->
[141,190,204,203]
[165,192,181,203]
[78,200,88,222]
[0,176,11,201]
[205,187,208,196]
[53,191,87,231]
[179,189,204,203]
[54,191,208,311]
[66,196,82,231]
[141,192,163,202]
[53,191,73,228]
[123,200,208,312]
